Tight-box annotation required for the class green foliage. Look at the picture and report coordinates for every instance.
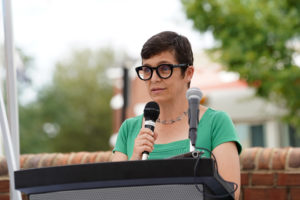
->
[20,48,116,153]
[182,0,300,129]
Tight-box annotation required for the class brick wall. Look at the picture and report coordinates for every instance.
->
[240,147,300,200]
[0,151,112,200]
[1,148,300,200]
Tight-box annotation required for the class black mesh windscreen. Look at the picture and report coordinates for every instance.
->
[29,184,204,200]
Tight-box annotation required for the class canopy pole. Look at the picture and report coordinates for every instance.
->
[2,0,21,199]
[0,89,22,200]
[2,0,20,166]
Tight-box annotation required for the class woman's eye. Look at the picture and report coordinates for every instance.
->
[160,65,171,72]
[142,67,151,73]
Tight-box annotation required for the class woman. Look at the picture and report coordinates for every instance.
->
[112,31,242,199]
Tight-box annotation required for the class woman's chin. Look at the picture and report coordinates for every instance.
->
[150,96,170,104]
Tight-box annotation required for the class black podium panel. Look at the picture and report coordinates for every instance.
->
[29,184,204,200]
[15,158,234,200]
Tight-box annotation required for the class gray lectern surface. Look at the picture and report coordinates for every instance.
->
[15,158,234,200]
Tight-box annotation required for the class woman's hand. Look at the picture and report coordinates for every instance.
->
[130,128,158,160]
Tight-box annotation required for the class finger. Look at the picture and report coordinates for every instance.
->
[153,131,158,140]
[142,139,155,148]
[136,137,155,148]
[140,128,154,136]
[137,132,155,143]
[141,144,154,153]
[139,134,155,143]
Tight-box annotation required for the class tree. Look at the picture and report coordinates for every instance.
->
[20,48,118,153]
[182,0,300,129]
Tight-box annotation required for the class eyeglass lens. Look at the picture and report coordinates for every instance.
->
[139,64,172,80]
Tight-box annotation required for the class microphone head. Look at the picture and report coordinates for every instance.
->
[186,87,203,101]
[144,101,160,121]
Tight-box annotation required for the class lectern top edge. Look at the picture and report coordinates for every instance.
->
[15,158,234,200]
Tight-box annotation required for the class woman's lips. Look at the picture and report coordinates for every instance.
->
[151,88,165,94]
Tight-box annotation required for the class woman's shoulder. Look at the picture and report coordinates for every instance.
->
[203,107,231,121]
[125,115,143,123]
[122,115,143,128]
[199,107,234,129]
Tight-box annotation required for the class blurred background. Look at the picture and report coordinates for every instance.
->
[0,0,299,155]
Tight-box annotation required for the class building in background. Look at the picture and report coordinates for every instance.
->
[110,51,300,148]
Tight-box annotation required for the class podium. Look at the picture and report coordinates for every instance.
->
[15,158,235,200]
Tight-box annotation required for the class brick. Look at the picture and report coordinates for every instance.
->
[0,193,10,200]
[0,179,9,193]
[272,148,289,170]
[80,152,90,164]
[67,153,76,165]
[288,148,300,168]
[70,152,86,165]
[251,173,274,186]
[52,153,70,166]
[240,147,262,170]
[241,173,249,185]
[244,188,287,200]
[94,151,112,163]
[22,154,35,169]
[25,154,43,169]
[0,157,8,176]
[85,152,99,163]
[239,188,243,200]
[40,154,57,167]
[105,151,113,162]
[20,155,26,168]
[257,148,272,169]
[94,152,105,163]
[291,188,300,200]
[22,193,29,200]
[277,173,300,186]
[48,153,60,166]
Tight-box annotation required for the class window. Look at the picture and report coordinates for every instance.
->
[250,124,265,147]
[235,123,266,148]
[288,126,300,147]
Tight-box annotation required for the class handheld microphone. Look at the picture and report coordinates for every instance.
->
[186,87,203,151]
[142,101,160,160]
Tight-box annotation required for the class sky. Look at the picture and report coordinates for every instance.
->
[8,0,213,89]
[7,0,299,104]
[0,0,215,156]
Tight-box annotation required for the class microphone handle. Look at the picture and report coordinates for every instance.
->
[142,152,149,160]
[188,99,200,129]
[142,122,155,160]
[188,98,200,149]
[145,124,154,132]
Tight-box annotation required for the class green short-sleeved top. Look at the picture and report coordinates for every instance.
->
[113,108,242,159]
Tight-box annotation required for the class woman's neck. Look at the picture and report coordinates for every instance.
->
[157,95,188,121]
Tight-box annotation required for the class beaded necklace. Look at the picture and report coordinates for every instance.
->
[156,111,188,125]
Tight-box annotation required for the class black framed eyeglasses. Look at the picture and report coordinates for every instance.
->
[135,63,190,81]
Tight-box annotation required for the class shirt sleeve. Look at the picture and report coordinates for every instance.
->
[211,111,242,154]
[112,120,128,155]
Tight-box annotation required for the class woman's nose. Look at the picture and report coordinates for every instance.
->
[151,69,161,81]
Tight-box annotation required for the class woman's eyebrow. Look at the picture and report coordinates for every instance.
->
[142,60,172,67]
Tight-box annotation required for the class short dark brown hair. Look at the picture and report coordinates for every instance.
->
[141,31,194,77]
[141,31,194,88]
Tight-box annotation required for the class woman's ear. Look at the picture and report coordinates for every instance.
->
[185,66,194,82]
